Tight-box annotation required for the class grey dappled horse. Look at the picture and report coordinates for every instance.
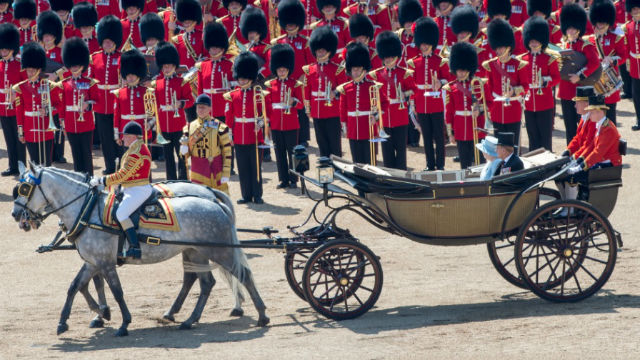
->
[12,164,269,336]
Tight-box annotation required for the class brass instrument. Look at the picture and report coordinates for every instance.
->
[324,80,333,106]
[142,90,170,145]
[39,80,59,134]
[267,0,281,40]
[502,77,512,106]
[77,93,85,122]
[121,33,136,52]
[535,67,544,95]
[469,77,489,165]
[368,84,389,165]
[284,87,292,115]
[396,79,406,110]
[3,79,13,109]
[171,90,180,118]
[222,74,230,90]
[254,85,272,180]
[440,39,450,58]
[227,29,246,58]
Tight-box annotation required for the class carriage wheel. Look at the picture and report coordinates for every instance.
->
[302,239,383,320]
[515,200,617,302]
[284,247,315,302]
[487,187,561,289]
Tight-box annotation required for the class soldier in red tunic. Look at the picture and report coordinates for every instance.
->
[558,4,600,143]
[151,41,194,180]
[13,0,37,46]
[520,16,560,152]
[626,0,640,130]
[0,23,27,176]
[71,2,100,55]
[337,42,389,165]
[113,50,151,148]
[526,0,563,44]
[481,0,527,56]
[224,51,266,204]
[342,0,394,34]
[90,15,122,174]
[60,37,98,175]
[588,0,627,125]
[265,44,304,189]
[121,0,145,50]
[172,0,205,68]
[217,0,248,45]
[433,0,459,56]
[395,0,422,69]
[369,31,416,170]
[139,12,165,55]
[311,0,351,55]
[482,18,528,143]
[450,5,491,78]
[303,26,346,157]
[239,6,271,77]
[0,0,13,24]
[408,17,452,171]
[300,0,321,36]
[198,22,233,121]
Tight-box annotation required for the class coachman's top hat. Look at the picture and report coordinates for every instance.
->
[585,94,609,111]
[573,86,595,101]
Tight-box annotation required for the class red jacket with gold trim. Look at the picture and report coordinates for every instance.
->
[58,76,99,133]
[407,53,451,114]
[588,31,627,103]
[88,50,121,115]
[337,78,389,140]
[302,61,347,119]
[0,57,26,117]
[197,57,234,118]
[579,119,622,169]
[264,78,304,131]
[520,50,561,112]
[369,66,416,128]
[482,56,528,124]
[224,87,265,145]
[443,78,491,141]
[13,79,62,143]
[558,39,600,100]
[152,74,194,133]
[105,139,151,187]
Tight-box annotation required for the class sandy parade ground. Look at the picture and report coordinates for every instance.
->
[1,97,640,360]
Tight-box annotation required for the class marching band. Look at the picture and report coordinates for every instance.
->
[0,0,631,204]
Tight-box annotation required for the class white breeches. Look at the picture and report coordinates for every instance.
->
[116,184,153,222]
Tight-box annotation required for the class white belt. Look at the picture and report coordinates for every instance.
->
[272,103,288,109]
[121,114,146,120]
[203,88,228,94]
[159,105,176,111]
[65,105,81,112]
[0,88,9,94]
[417,85,441,97]
[455,111,472,116]
[389,99,402,104]
[630,52,640,59]
[347,111,371,117]
[416,84,434,90]
[492,92,517,103]
[98,84,119,90]
[234,117,256,123]
[24,111,41,117]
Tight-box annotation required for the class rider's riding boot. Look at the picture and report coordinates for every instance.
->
[120,218,141,259]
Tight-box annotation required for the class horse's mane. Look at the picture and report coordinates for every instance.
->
[44,167,90,187]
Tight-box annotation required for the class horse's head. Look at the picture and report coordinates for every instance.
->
[12,162,48,231]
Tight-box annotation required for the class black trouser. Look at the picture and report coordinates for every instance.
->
[92,124,101,147]
[456,140,476,169]
[606,103,617,125]
[381,125,408,170]
[298,109,310,144]
[418,112,445,170]
[0,116,26,171]
[162,130,187,180]
[67,131,94,176]
[26,139,53,166]
[620,63,632,96]
[493,122,522,149]
[235,144,263,201]
[215,115,235,173]
[94,113,118,173]
[273,129,298,184]
[524,109,554,152]
[561,99,580,144]
[407,116,421,145]
[313,116,341,157]
[51,114,65,161]
[349,139,372,165]
[632,78,640,125]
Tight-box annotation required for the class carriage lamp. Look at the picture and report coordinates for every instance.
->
[317,157,334,185]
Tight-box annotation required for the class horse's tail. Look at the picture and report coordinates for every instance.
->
[217,224,248,306]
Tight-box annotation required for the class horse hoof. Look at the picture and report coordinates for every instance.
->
[163,314,175,322]
[256,316,270,327]
[114,327,128,337]
[230,308,244,317]
[89,319,104,328]
[179,322,192,330]
[101,306,111,321]
[57,323,69,335]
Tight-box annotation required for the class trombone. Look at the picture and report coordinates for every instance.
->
[469,77,489,165]
[171,90,180,118]
[267,0,281,40]
[254,85,272,181]
[368,84,389,165]
[142,89,170,146]
[324,80,333,106]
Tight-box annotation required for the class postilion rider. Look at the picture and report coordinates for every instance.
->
[180,94,232,194]
[89,122,152,259]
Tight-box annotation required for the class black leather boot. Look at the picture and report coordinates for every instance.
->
[122,228,141,259]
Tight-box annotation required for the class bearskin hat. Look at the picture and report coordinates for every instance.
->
[0,0,9,3]
[449,41,477,75]
[450,5,479,39]
[432,0,458,9]
[21,42,46,70]
[13,0,36,20]
[523,16,549,51]
[0,23,20,54]
[278,0,305,30]
[317,0,340,11]
[121,0,144,11]
[413,16,439,47]
[345,42,371,74]
[71,2,98,28]
[398,0,423,26]
[589,0,616,27]
[233,51,260,81]
[222,0,247,10]
[36,11,63,45]
[97,15,123,49]
[487,0,511,19]
[140,13,165,44]
[49,0,73,12]
[376,31,402,59]
[526,0,551,18]
[626,0,640,12]
[176,0,202,24]
[240,6,267,41]
[120,49,147,79]
[488,18,515,50]
[348,13,374,39]
[155,41,180,67]
[560,3,587,36]
[309,25,338,58]
[62,37,89,71]
[269,43,295,74]
[204,22,229,51]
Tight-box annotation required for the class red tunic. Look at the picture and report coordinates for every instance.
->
[397,28,419,68]
[264,78,303,131]
[224,87,265,145]
[407,54,451,114]
[272,34,314,81]
[343,3,393,34]
[197,57,234,118]
[121,16,143,49]
[0,9,13,24]
[59,76,99,133]
[13,79,61,143]
[248,41,271,77]
[580,119,622,169]
[0,57,27,117]
[567,115,595,156]
[435,15,457,56]
[520,51,561,112]
[113,85,152,139]
[369,66,416,128]
[36,0,50,14]
[88,50,121,114]
[95,0,121,20]
[615,0,631,25]
[105,139,151,187]
[548,22,563,45]
[508,0,529,28]
[418,0,437,18]
[588,31,627,104]
[311,17,351,54]
[624,21,640,79]
[152,75,194,133]
[16,22,36,46]
[558,39,600,100]
[171,29,206,68]
[300,0,321,36]
[444,78,491,141]
[482,56,528,124]
[302,61,347,119]
[80,35,101,54]
[217,14,247,45]
[337,78,390,140]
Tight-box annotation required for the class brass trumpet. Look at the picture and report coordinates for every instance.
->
[284,87,292,115]
[267,0,281,40]
[469,77,488,165]
[77,93,85,122]
[40,80,59,134]
[502,77,512,106]
[535,67,544,95]
[171,90,180,118]
[324,80,333,106]
[143,90,170,145]
[253,85,272,180]
[396,80,406,110]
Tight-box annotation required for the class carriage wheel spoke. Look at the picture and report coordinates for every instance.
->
[582,254,609,265]
[528,253,560,281]
[575,258,600,282]
[567,258,583,293]
[543,255,563,285]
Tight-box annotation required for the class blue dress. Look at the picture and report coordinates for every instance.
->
[480,159,502,181]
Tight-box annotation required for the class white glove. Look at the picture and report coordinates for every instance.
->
[341,123,347,137]
[220,177,229,184]
[567,165,582,175]
[113,128,119,141]
[89,177,102,187]
[180,145,189,155]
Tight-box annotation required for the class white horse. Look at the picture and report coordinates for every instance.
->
[12,163,269,336]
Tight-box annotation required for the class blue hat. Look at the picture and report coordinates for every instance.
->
[195,94,212,107]
[476,136,498,157]
[122,121,143,136]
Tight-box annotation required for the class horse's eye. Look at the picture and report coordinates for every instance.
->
[12,186,19,200]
